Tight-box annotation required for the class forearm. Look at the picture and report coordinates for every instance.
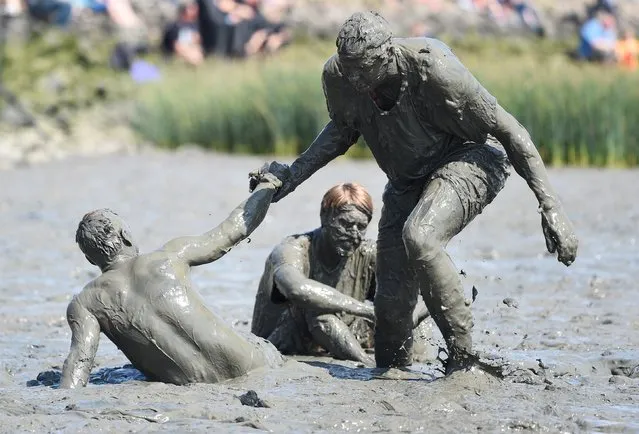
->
[60,350,93,388]
[163,183,277,264]
[274,269,374,320]
[493,106,560,210]
[288,121,357,191]
[221,184,276,244]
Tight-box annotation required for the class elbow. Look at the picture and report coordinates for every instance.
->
[273,270,302,302]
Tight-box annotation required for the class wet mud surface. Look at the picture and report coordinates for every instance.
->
[1,149,638,432]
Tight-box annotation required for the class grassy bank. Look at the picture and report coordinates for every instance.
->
[2,30,133,120]
[133,39,639,166]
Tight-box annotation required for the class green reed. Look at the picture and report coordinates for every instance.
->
[132,41,639,166]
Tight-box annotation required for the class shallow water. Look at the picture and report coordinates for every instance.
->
[1,150,638,432]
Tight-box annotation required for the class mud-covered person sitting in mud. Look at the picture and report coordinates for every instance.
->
[251,182,431,365]
[251,12,578,374]
[59,163,288,388]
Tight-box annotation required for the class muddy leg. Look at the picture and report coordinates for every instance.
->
[307,313,374,365]
[402,178,474,373]
[374,184,421,368]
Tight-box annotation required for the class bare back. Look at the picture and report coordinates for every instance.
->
[77,251,283,385]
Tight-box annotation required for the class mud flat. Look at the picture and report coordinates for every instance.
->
[1,149,638,432]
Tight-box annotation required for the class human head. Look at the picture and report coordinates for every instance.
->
[178,1,198,22]
[320,183,373,256]
[336,11,395,93]
[598,11,616,29]
[76,209,138,269]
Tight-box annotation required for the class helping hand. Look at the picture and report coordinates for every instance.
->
[541,206,578,266]
[248,161,293,201]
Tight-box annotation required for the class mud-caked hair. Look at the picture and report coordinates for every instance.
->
[321,183,373,222]
[76,209,129,268]
[336,11,393,60]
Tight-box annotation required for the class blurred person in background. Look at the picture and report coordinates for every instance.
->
[162,1,204,66]
[578,10,617,63]
[3,0,26,16]
[499,0,545,37]
[239,0,291,55]
[588,0,618,21]
[218,0,290,57]
[196,0,289,58]
[25,0,73,26]
[615,26,638,70]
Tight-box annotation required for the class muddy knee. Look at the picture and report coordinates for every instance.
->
[308,314,341,335]
[402,220,443,264]
[374,293,416,356]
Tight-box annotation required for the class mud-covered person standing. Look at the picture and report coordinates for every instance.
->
[250,12,578,374]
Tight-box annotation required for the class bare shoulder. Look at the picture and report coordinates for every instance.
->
[270,233,312,262]
[67,279,102,316]
[132,250,176,272]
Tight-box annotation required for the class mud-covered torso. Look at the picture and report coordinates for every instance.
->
[307,230,375,302]
[85,253,281,384]
[322,37,500,190]
[252,230,376,338]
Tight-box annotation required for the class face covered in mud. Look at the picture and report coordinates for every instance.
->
[321,204,370,257]
[336,11,394,93]
[338,49,392,94]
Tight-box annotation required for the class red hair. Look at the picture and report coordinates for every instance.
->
[320,183,373,220]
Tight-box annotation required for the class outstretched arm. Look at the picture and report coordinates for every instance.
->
[60,298,100,389]
[273,120,359,201]
[490,104,578,265]
[273,263,375,321]
[250,59,361,201]
[163,176,280,266]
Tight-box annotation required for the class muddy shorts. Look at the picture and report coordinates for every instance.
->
[379,142,511,240]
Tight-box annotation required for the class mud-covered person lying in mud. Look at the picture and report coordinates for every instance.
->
[251,182,431,366]
[59,163,289,388]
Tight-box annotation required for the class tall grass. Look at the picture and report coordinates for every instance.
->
[132,44,332,156]
[132,41,639,166]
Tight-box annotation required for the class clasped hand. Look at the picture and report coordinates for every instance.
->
[249,161,293,202]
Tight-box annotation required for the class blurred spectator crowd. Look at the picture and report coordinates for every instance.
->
[575,0,639,70]
[1,0,639,71]
[160,0,292,66]
[1,0,292,66]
